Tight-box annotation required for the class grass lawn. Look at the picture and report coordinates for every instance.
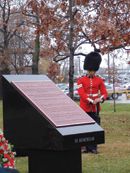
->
[82,102,130,173]
[0,100,130,173]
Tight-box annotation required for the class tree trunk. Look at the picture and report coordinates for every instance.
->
[32,2,40,74]
[0,18,10,75]
[69,49,74,100]
[113,55,116,112]
[69,0,74,100]
[32,35,40,74]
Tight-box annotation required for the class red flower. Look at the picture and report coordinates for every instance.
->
[0,129,16,168]
[9,158,14,163]
[4,145,8,150]
[4,154,9,158]
[4,140,8,144]
[0,149,4,154]
[0,141,3,146]
[3,163,9,167]
[0,135,3,140]
[8,158,14,168]
[10,151,14,155]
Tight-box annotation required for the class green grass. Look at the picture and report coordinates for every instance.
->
[82,102,130,173]
[0,100,130,173]
[15,157,28,173]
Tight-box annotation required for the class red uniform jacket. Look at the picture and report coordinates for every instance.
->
[77,75,107,112]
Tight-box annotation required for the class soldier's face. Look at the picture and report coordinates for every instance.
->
[87,70,95,77]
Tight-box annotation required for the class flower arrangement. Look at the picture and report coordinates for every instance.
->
[0,129,16,168]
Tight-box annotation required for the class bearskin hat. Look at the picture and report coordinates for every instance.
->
[83,52,102,71]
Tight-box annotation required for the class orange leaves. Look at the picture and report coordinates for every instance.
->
[118,120,125,124]
[46,61,62,83]
[60,2,67,12]
[121,34,128,40]
[98,20,116,38]
[41,14,46,20]
[41,1,45,7]
[19,0,130,65]
[123,134,128,136]
[60,4,66,12]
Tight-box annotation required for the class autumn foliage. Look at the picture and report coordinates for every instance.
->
[26,0,130,61]
[46,61,62,83]
[0,0,130,97]
[0,0,129,73]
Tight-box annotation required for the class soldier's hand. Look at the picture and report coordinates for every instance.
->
[94,98,103,103]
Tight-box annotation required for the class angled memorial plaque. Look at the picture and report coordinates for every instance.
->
[2,75,105,173]
[11,80,95,127]
[2,75,104,150]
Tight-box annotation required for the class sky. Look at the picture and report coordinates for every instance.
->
[78,44,130,70]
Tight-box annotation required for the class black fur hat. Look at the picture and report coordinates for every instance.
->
[84,52,102,71]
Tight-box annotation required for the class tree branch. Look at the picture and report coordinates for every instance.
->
[81,29,99,51]
[8,21,25,41]
[53,54,70,62]
[14,34,33,49]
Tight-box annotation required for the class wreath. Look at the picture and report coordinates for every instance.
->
[0,129,16,168]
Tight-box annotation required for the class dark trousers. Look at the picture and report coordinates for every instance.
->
[87,112,100,125]
[86,112,100,151]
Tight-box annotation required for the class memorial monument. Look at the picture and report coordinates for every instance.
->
[2,75,105,173]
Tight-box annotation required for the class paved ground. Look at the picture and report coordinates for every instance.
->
[105,93,130,104]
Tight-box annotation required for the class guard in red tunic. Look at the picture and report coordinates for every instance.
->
[77,52,107,154]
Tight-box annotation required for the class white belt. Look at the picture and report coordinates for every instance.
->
[87,94,98,97]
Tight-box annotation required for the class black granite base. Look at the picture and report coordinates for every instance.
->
[28,148,82,173]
